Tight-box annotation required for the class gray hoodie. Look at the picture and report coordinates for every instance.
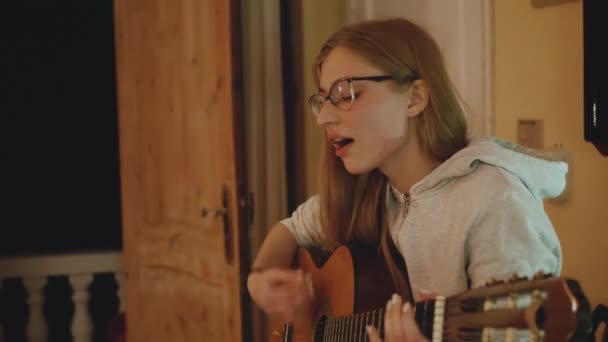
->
[281,137,567,299]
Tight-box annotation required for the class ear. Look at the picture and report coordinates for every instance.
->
[406,79,430,118]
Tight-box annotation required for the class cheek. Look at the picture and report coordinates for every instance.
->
[368,107,408,144]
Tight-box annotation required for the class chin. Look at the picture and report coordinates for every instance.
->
[341,158,375,175]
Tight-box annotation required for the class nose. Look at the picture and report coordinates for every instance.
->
[315,101,339,127]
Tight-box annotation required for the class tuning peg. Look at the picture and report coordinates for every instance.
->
[508,273,528,283]
[485,277,505,287]
[533,271,552,280]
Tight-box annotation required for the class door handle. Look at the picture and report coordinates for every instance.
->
[200,208,227,218]
[200,186,233,264]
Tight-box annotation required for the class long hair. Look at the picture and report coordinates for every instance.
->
[313,18,469,299]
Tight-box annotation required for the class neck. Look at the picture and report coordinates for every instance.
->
[380,137,440,195]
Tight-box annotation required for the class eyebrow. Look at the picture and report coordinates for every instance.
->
[318,77,344,93]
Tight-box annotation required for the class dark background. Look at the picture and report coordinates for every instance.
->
[2,2,122,339]
[3,1,122,256]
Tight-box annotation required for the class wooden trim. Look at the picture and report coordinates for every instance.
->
[282,0,307,211]
[229,0,253,341]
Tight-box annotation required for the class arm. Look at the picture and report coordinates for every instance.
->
[251,193,324,269]
[251,223,299,270]
[248,196,323,322]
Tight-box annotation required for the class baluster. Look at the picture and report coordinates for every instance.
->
[24,277,47,342]
[115,272,125,312]
[69,274,93,342]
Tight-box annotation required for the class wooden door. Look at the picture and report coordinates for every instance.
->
[113,0,248,341]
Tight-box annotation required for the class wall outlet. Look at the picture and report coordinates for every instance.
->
[517,119,544,149]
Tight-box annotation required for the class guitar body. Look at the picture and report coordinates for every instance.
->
[268,245,595,341]
[270,245,396,341]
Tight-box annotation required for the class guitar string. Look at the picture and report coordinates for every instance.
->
[314,303,532,340]
[316,296,540,340]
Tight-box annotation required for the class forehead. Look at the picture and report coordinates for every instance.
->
[319,46,384,90]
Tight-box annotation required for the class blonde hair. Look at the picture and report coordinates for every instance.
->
[314,18,469,299]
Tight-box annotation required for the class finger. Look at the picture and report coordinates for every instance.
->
[263,284,306,309]
[401,302,427,341]
[366,325,383,342]
[262,277,312,318]
[262,268,304,286]
[385,293,405,340]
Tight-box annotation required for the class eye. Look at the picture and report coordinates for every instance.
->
[341,93,353,101]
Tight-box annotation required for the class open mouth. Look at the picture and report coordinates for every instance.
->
[332,138,354,149]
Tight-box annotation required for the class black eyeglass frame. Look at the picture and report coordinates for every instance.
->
[308,75,416,116]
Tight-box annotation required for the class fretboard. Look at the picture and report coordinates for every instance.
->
[314,297,446,341]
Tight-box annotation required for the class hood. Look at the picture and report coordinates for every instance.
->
[412,137,569,200]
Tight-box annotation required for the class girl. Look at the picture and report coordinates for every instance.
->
[247,18,566,341]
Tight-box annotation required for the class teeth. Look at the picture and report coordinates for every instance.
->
[333,138,346,143]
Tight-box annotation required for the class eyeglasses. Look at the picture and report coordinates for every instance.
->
[308,75,396,116]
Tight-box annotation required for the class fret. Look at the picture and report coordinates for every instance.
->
[371,309,376,331]
[338,316,342,342]
[355,313,361,342]
[361,312,366,342]
[338,316,348,341]
[354,313,360,341]
[425,300,435,338]
[333,317,338,342]
[334,316,339,342]
[349,316,356,341]
[336,317,341,342]
[347,315,352,341]
[432,296,445,342]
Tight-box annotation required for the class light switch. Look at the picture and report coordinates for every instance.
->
[517,119,544,149]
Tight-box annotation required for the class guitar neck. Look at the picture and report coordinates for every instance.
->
[315,299,443,341]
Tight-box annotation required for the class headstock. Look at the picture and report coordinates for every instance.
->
[439,276,593,341]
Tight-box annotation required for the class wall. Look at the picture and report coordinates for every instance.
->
[494,1,608,307]
[299,0,346,199]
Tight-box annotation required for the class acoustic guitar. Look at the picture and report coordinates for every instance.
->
[270,245,593,341]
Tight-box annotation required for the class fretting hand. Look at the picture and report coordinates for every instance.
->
[367,294,430,342]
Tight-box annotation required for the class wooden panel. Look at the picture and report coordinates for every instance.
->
[114,0,245,340]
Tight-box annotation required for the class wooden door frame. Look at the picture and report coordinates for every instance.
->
[113,0,253,339]
[229,0,255,340]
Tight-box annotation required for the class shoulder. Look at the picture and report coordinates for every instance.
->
[440,162,533,203]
